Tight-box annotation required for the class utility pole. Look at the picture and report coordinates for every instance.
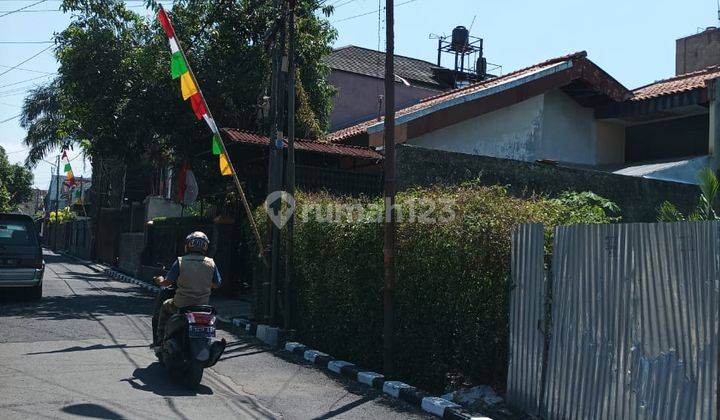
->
[284,0,297,332]
[266,0,287,324]
[53,154,60,251]
[383,0,397,376]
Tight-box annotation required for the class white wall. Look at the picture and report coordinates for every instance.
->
[541,90,597,165]
[407,89,607,165]
[409,95,544,161]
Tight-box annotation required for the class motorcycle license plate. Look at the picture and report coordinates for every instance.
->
[189,326,216,338]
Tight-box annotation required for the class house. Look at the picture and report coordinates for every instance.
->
[45,175,91,214]
[327,37,720,185]
[327,46,451,131]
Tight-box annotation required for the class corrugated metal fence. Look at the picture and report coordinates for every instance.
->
[508,222,719,419]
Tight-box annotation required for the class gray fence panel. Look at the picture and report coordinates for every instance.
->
[507,223,546,415]
[542,222,719,420]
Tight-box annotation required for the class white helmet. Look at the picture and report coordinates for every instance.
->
[185,231,209,254]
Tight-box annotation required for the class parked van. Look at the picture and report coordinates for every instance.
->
[0,214,44,299]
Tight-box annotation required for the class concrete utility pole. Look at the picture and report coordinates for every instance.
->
[383,0,397,376]
[284,0,297,332]
[266,0,287,324]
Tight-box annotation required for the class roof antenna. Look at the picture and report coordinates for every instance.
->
[469,15,477,33]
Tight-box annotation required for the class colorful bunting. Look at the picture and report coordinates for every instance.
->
[180,72,197,100]
[211,134,222,155]
[219,153,232,176]
[157,8,175,38]
[158,4,233,177]
[171,52,188,79]
[203,114,218,133]
[189,93,206,120]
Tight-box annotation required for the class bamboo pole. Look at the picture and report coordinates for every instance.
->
[159,4,267,266]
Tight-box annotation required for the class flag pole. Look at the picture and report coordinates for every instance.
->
[159,4,267,266]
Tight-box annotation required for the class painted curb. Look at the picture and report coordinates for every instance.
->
[228,317,483,419]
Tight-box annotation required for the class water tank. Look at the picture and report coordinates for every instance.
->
[476,57,487,76]
[451,26,469,52]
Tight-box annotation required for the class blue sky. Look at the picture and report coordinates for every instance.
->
[0,0,718,188]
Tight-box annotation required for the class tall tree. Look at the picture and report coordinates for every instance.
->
[21,0,337,204]
[0,146,34,212]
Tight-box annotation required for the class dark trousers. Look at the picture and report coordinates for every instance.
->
[152,287,176,345]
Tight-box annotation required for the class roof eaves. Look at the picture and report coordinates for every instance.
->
[366,59,575,134]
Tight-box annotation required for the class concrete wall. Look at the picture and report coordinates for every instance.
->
[409,94,544,161]
[145,196,182,222]
[118,232,145,276]
[596,121,626,164]
[676,28,720,75]
[329,70,439,130]
[408,90,605,165]
[541,90,597,164]
[396,144,699,222]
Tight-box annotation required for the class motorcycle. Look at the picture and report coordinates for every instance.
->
[152,284,227,387]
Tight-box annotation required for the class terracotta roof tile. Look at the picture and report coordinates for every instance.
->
[325,51,589,142]
[631,66,720,101]
[222,128,383,160]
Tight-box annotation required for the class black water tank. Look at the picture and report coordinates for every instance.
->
[451,26,469,52]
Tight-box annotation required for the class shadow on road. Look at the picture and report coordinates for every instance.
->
[121,362,214,396]
[61,403,126,420]
[26,343,148,355]
[0,292,153,320]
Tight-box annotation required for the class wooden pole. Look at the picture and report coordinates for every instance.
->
[383,0,397,377]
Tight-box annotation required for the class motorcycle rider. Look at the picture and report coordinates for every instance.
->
[152,231,221,347]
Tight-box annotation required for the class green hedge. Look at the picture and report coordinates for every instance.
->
[253,182,619,392]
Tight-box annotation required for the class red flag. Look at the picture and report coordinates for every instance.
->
[157,7,175,38]
[189,93,207,120]
[61,150,68,160]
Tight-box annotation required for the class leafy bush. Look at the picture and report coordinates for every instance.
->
[252,182,619,392]
[49,206,75,224]
[658,167,718,221]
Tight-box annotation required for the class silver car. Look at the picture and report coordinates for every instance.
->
[0,214,44,299]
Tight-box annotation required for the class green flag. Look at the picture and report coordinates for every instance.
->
[171,52,188,79]
[64,163,72,172]
[212,134,222,155]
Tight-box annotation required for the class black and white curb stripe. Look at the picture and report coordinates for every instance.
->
[281,340,488,419]
[226,317,489,420]
[104,268,161,293]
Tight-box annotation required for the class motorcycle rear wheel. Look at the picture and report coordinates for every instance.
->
[185,361,204,388]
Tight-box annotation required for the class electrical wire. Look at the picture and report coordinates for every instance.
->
[0,41,53,44]
[332,0,421,24]
[0,45,53,78]
[0,0,47,18]
[0,113,21,123]
[0,64,54,75]
[0,74,53,89]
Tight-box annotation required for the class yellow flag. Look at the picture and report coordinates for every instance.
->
[180,72,198,100]
[219,153,233,176]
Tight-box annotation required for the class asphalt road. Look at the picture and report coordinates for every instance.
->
[0,251,429,420]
